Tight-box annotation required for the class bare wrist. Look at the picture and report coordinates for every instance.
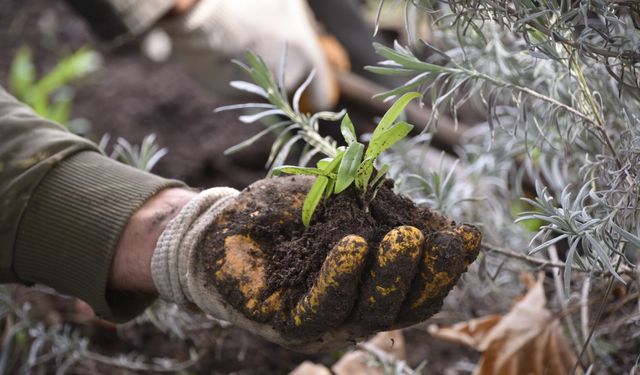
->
[109,187,197,293]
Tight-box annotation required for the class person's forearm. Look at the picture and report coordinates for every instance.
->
[0,86,187,321]
[110,187,196,293]
[0,86,98,282]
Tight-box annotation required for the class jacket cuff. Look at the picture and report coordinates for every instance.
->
[13,151,185,322]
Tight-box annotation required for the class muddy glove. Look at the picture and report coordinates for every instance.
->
[151,176,481,352]
[159,0,339,111]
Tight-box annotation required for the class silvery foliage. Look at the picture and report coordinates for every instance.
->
[215,49,344,172]
[99,133,168,172]
[376,0,640,286]
[0,287,201,374]
[375,0,640,370]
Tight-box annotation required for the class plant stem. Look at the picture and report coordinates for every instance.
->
[286,111,338,158]
[570,257,621,375]
[569,55,622,170]
[463,68,597,125]
[482,243,636,277]
[455,64,623,170]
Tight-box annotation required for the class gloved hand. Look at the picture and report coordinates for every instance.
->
[151,176,481,352]
[159,0,340,111]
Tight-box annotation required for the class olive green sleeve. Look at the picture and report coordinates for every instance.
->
[0,86,186,321]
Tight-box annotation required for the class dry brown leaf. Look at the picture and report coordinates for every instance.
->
[288,331,406,375]
[429,273,578,375]
[288,361,332,375]
[332,330,406,375]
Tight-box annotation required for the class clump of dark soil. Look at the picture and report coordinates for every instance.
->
[200,176,457,317]
[265,179,453,310]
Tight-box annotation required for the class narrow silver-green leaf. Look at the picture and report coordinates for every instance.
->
[365,66,417,76]
[229,81,268,98]
[303,176,329,227]
[373,43,446,72]
[224,121,289,155]
[335,143,364,193]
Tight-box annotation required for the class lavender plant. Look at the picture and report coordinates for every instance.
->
[219,51,421,225]
[371,0,640,372]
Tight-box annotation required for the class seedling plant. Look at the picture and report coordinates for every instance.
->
[217,52,421,226]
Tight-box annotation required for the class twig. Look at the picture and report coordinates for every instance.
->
[83,350,201,373]
[580,276,594,362]
[482,243,637,277]
[549,245,584,359]
[356,342,420,375]
[571,257,623,375]
[482,243,572,270]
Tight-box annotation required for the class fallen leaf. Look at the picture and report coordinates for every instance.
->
[332,330,406,375]
[289,361,332,375]
[288,330,406,375]
[429,273,578,375]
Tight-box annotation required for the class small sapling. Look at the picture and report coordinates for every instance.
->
[218,51,421,226]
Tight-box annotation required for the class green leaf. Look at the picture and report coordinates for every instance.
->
[366,121,414,160]
[303,176,328,227]
[324,179,336,200]
[355,158,374,192]
[322,151,345,173]
[272,166,326,176]
[316,151,344,173]
[370,164,390,190]
[224,121,290,155]
[371,92,421,142]
[35,47,101,98]
[48,90,73,124]
[9,46,36,100]
[340,114,358,145]
[335,142,364,193]
[316,158,332,169]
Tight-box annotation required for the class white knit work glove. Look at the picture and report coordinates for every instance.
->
[159,0,339,111]
[149,178,482,353]
[149,184,349,352]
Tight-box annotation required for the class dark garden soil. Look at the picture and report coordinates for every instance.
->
[267,178,455,296]
[265,179,432,305]
[2,1,479,373]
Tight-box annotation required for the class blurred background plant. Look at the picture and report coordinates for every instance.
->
[8,46,101,134]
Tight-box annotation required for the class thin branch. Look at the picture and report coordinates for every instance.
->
[83,350,201,373]
[481,243,636,277]
[356,342,420,375]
